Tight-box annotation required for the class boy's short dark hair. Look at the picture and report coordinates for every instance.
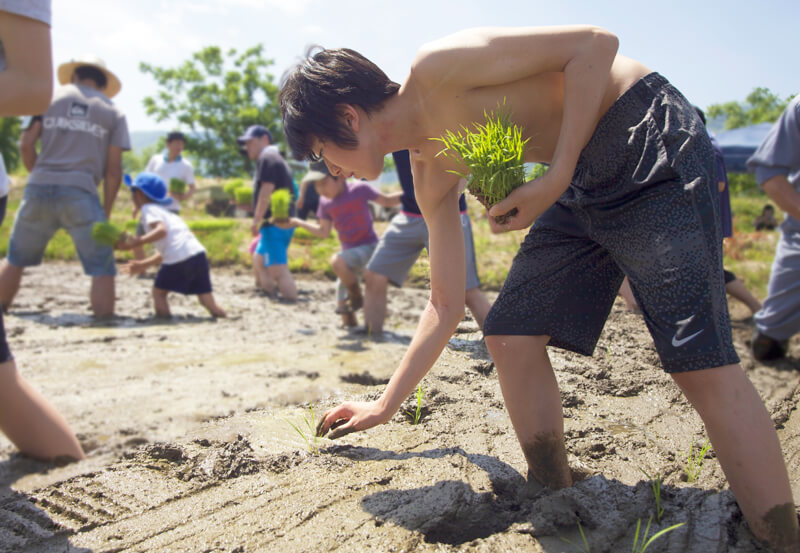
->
[279,47,400,161]
[74,65,108,89]
[166,131,185,143]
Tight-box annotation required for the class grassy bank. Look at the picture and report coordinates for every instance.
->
[0,177,782,298]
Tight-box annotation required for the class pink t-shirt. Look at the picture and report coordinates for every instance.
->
[317,180,379,250]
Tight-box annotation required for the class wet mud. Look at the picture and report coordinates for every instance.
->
[1,262,798,552]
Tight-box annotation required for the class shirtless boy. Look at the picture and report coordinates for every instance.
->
[279,26,798,551]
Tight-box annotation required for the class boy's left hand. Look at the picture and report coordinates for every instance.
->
[488,171,570,233]
[121,260,146,276]
[114,233,137,251]
[315,400,392,440]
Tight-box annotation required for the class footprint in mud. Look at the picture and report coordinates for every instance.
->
[341,371,390,386]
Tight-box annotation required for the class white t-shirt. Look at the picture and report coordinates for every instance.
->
[0,155,9,198]
[146,154,194,185]
[140,203,205,265]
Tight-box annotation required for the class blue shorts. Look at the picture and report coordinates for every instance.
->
[7,185,116,276]
[255,225,294,266]
[154,252,212,295]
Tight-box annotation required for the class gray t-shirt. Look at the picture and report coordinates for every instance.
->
[747,96,800,233]
[0,0,51,196]
[27,84,131,194]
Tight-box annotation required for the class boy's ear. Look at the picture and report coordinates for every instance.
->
[336,104,359,132]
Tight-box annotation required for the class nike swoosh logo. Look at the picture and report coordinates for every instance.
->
[671,315,704,347]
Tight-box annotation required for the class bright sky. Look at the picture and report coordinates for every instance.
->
[52,0,799,133]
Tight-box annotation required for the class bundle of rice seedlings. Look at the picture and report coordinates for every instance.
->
[223,178,246,199]
[188,219,236,232]
[270,189,291,221]
[234,187,253,205]
[169,178,187,195]
[91,222,124,247]
[432,99,529,224]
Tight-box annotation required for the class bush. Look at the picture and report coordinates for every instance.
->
[223,178,246,199]
[235,187,253,205]
[727,173,760,196]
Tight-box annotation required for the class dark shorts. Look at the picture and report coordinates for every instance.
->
[484,73,739,373]
[154,252,213,295]
[723,269,736,285]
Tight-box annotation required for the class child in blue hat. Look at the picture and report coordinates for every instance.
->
[117,173,226,318]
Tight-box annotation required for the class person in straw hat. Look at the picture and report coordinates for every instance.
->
[0,55,131,318]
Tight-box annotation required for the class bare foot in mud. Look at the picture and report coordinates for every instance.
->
[346,284,363,311]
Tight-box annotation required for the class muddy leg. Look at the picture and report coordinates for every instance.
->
[153,287,171,318]
[485,334,571,492]
[198,293,226,318]
[725,278,762,315]
[363,270,388,335]
[252,252,276,294]
[672,364,799,552]
[465,286,491,330]
[331,254,362,310]
[0,260,24,311]
[267,265,297,302]
[90,275,114,318]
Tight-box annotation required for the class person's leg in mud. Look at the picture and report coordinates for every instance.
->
[331,253,362,311]
[267,265,297,302]
[465,286,491,330]
[363,270,389,334]
[152,287,171,318]
[198,293,226,318]
[672,364,799,552]
[723,269,762,317]
[0,357,84,461]
[484,333,572,492]
[617,276,639,313]
[252,252,276,294]
[0,261,24,311]
[90,276,114,318]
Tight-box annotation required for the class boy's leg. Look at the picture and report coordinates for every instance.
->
[153,287,171,317]
[725,278,762,315]
[90,276,114,318]
[331,253,362,310]
[363,270,389,334]
[0,358,85,461]
[0,261,24,311]
[198,293,226,318]
[672,364,799,551]
[485,333,571,491]
[252,252,276,293]
[465,286,491,330]
[461,214,491,330]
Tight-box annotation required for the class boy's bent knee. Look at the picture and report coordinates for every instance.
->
[485,334,549,359]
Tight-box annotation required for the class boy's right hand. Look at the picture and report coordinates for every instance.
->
[121,260,145,276]
[114,233,137,251]
[315,400,392,440]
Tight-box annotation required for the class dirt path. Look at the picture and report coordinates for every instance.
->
[0,262,798,552]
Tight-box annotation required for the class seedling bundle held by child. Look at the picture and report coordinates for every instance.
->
[270,189,291,222]
[432,99,529,224]
[91,222,125,247]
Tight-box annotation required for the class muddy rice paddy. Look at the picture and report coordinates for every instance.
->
[0,262,798,552]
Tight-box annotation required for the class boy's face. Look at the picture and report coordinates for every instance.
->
[314,175,345,199]
[166,138,184,158]
[131,188,146,208]
[310,106,384,180]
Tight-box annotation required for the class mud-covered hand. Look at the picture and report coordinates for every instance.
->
[114,233,138,251]
[315,400,391,440]
[121,260,146,276]
[487,171,570,233]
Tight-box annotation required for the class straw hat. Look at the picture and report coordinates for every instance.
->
[57,56,121,98]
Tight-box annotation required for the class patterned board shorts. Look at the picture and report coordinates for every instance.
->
[484,73,739,373]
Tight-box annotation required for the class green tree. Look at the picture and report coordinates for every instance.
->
[707,88,795,130]
[0,117,21,173]
[122,142,161,175]
[140,45,282,177]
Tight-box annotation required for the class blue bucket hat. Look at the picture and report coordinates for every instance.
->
[126,172,172,205]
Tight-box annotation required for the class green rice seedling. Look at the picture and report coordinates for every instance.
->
[405,385,425,425]
[631,516,685,553]
[560,520,591,552]
[91,221,124,247]
[234,187,253,205]
[286,405,320,454]
[223,178,246,199]
[187,219,236,232]
[270,189,291,221]
[431,99,529,224]
[683,437,711,483]
[640,468,665,522]
[169,177,187,195]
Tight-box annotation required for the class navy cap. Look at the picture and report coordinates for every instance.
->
[126,172,173,205]
[237,124,273,145]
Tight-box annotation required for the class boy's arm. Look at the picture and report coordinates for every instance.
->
[317,166,465,439]
[103,146,124,219]
[252,181,275,235]
[416,26,618,231]
[123,252,163,275]
[289,216,332,238]
[374,190,403,208]
[118,221,167,250]
[19,118,42,171]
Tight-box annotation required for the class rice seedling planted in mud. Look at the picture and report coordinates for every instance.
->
[432,99,529,224]
[560,520,591,552]
[270,189,291,221]
[91,222,124,247]
[640,468,665,522]
[631,516,685,553]
[286,405,320,454]
[405,385,425,425]
[169,178,187,195]
[683,437,711,483]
